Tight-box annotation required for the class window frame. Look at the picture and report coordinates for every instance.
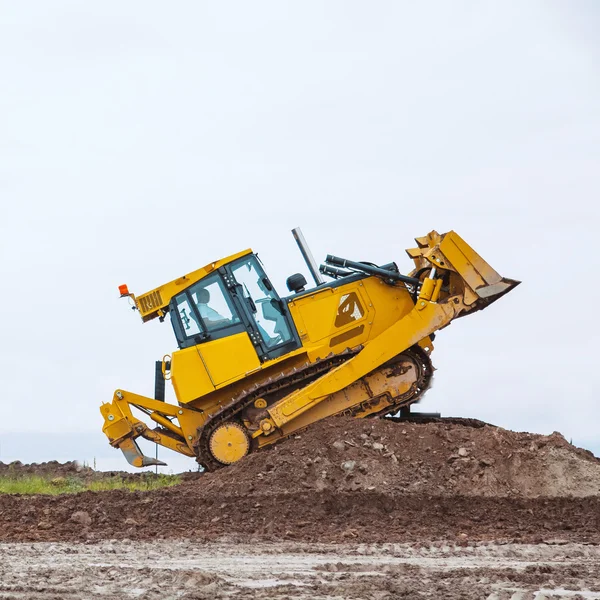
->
[170,272,246,349]
[225,255,301,361]
[187,275,240,332]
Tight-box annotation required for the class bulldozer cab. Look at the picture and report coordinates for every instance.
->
[169,254,300,362]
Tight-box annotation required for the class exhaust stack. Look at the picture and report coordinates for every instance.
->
[292,227,324,287]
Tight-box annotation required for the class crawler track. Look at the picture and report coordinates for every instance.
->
[195,345,433,471]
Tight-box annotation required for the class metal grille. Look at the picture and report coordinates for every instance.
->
[138,290,163,314]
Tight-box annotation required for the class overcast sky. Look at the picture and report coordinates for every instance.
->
[1,1,598,472]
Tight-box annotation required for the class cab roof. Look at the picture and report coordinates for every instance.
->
[133,249,253,323]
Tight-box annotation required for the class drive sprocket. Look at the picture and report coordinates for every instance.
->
[208,422,250,465]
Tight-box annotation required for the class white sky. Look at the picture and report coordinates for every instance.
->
[0,1,598,472]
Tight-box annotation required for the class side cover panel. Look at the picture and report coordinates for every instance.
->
[170,346,214,404]
[171,332,261,403]
[287,284,374,352]
[198,332,261,389]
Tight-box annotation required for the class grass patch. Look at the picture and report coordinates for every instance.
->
[0,473,181,495]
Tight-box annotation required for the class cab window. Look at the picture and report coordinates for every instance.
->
[188,277,239,333]
[231,257,293,348]
[174,294,202,337]
[172,274,240,345]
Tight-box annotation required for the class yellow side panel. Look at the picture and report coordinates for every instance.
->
[170,346,214,404]
[288,278,416,363]
[198,332,260,389]
[289,284,373,345]
[360,278,415,339]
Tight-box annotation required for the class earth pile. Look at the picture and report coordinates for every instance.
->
[201,417,600,498]
[1,417,599,544]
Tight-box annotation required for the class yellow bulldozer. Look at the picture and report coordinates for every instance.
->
[101,228,518,470]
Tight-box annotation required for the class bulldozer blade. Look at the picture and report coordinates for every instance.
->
[436,231,521,306]
[119,437,167,468]
[473,277,520,308]
[408,231,520,313]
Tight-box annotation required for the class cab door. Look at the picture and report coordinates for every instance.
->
[170,273,260,388]
[225,255,300,362]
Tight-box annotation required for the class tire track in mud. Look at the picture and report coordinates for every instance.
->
[0,541,599,599]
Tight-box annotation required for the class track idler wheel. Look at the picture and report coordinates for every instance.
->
[208,422,250,465]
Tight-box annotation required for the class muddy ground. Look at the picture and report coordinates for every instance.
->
[2,417,599,597]
[1,540,599,599]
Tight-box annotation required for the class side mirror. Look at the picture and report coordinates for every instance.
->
[286,273,307,294]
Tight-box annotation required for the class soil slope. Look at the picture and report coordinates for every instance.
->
[1,417,599,544]
[201,417,600,498]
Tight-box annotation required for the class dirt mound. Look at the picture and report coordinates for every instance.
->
[200,417,600,498]
[0,460,176,485]
[0,460,94,478]
[1,417,599,544]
